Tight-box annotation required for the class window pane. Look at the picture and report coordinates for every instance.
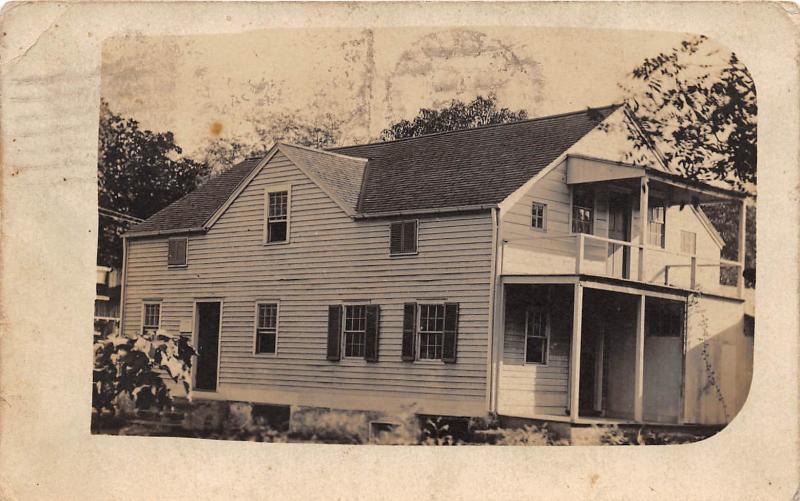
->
[144,304,160,328]
[257,331,276,354]
[532,203,546,229]
[344,331,365,357]
[269,191,288,218]
[258,304,277,329]
[419,332,443,360]
[526,336,546,364]
[343,305,367,358]
[268,221,287,242]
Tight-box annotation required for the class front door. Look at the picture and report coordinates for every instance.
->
[607,193,631,279]
[195,301,221,391]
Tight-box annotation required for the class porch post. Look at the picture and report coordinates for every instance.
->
[634,293,646,422]
[737,199,747,298]
[569,283,584,422]
[638,177,649,282]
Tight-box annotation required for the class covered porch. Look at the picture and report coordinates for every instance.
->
[493,275,690,425]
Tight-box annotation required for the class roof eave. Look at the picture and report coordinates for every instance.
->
[123,226,207,239]
[353,203,498,219]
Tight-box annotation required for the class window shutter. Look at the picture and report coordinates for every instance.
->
[390,222,402,255]
[401,303,416,361]
[365,305,380,362]
[403,221,417,253]
[442,303,459,364]
[168,238,187,266]
[326,305,342,361]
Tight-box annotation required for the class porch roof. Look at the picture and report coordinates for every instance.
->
[566,154,747,204]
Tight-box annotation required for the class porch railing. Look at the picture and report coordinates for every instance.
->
[526,233,744,298]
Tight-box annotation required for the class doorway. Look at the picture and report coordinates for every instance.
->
[607,192,631,279]
[194,301,221,391]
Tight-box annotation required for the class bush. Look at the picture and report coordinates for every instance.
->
[92,329,196,415]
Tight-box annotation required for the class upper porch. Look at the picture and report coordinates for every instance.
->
[500,154,748,299]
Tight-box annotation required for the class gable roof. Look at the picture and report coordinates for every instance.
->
[279,143,367,214]
[332,105,619,215]
[126,156,262,236]
[125,105,619,237]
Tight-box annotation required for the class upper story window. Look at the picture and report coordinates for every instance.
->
[142,302,161,335]
[525,307,549,364]
[168,237,188,267]
[680,230,697,255]
[531,202,547,231]
[255,303,278,354]
[648,199,666,248]
[571,185,594,234]
[390,220,418,256]
[265,187,290,244]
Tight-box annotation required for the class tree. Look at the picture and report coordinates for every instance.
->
[380,94,528,140]
[621,35,756,191]
[622,35,757,285]
[98,100,209,267]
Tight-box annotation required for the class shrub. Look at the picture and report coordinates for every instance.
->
[92,329,196,415]
[495,424,567,446]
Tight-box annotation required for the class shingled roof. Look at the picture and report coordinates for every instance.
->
[334,105,618,214]
[126,156,262,235]
[126,105,618,236]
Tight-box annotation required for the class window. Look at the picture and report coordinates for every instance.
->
[255,303,278,354]
[168,237,188,266]
[680,230,697,255]
[326,304,380,362]
[531,202,547,231]
[389,220,418,255]
[648,200,666,248]
[525,308,549,364]
[645,299,683,337]
[266,189,289,243]
[418,304,445,360]
[142,302,161,335]
[343,305,368,358]
[571,186,594,234]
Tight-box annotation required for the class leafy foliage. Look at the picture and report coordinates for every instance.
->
[381,94,528,140]
[98,100,209,267]
[702,203,756,286]
[621,35,756,191]
[92,328,196,414]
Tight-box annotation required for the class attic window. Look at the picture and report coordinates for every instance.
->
[390,221,418,256]
[168,237,188,267]
[265,187,290,244]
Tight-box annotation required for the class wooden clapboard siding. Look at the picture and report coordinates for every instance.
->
[496,285,572,417]
[500,161,724,293]
[122,151,494,415]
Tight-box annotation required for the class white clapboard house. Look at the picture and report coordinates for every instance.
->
[121,105,753,427]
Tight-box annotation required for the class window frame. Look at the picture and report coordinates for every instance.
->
[341,304,369,360]
[570,186,595,235]
[389,219,419,257]
[253,301,280,356]
[523,306,550,365]
[416,302,446,363]
[647,198,667,249]
[167,237,189,268]
[263,184,292,246]
[531,202,547,232]
[141,301,162,335]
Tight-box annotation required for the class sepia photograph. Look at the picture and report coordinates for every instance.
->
[93,26,756,446]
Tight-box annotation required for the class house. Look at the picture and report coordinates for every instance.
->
[95,265,121,338]
[120,104,753,428]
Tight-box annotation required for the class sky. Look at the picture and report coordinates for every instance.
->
[100,26,694,159]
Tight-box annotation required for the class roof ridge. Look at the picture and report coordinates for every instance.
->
[279,141,368,162]
[330,103,621,151]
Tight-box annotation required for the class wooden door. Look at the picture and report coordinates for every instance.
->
[195,302,221,391]
[607,193,631,279]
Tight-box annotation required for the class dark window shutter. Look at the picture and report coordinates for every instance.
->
[390,222,402,255]
[403,221,417,254]
[168,238,187,266]
[442,303,459,364]
[401,303,417,361]
[365,305,380,362]
[326,305,342,361]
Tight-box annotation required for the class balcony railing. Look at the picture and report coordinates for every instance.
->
[518,233,744,298]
